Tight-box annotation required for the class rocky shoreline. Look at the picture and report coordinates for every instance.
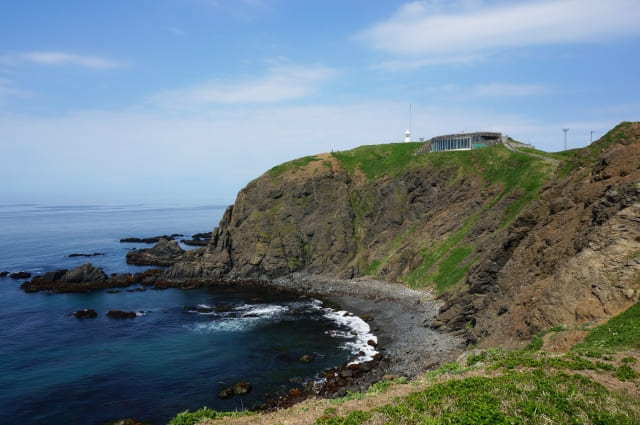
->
[270,273,465,380]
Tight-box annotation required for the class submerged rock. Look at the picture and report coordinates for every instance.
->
[0,271,9,277]
[218,381,252,399]
[299,354,313,363]
[120,234,183,243]
[10,271,31,279]
[68,252,104,258]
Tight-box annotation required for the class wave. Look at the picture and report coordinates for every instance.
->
[187,303,289,334]
[322,307,378,365]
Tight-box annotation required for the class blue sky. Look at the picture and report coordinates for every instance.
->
[1,0,639,205]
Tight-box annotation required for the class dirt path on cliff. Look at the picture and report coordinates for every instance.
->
[501,138,561,164]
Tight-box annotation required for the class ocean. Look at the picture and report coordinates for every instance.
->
[0,204,374,425]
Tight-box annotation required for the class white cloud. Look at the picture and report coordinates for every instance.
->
[357,0,640,56]
[1,51,125,69]
[146,65,336,108]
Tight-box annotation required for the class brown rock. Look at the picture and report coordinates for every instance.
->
[107,310,136,319]
[74,308,97,319]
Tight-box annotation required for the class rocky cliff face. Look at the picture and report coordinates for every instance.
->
[168,122,640,347]
[439,122,640,347]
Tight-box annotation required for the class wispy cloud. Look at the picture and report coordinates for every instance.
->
[147,65,336,108]
[357,0,640,56]
[473,82,549,97]
[169,27,186,36]
[0,78,32,100]
[371,53,486,71]
[1,51,125,69]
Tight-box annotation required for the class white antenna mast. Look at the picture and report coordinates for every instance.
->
[562,128,569,150]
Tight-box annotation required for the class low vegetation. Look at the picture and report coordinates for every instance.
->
[572,301,640,354]
[267,156,321,177]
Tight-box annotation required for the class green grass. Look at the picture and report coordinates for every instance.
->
[432,246,474,294]
[320,369,638,425]
[331,142,423,180]
[403,216,477,290]
[516,146,579,162]
[168,406,253,425]
[572,302,640,354]
[320,345,640,425]
[267,155,321,177]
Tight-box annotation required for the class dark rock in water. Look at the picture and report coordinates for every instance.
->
[180,238,209,247]
[74,308,97,319]
[0,271,9,277]
[215,305,233,313]
[20,265,165,293]
[126,239,185,266]
[181,231,212,247]
[120,234,183,243]
[60,263,108,283]
[107,289,120,294]
[233,381,252,395]
[68,252,105,258]
[299,354,313,363]
[10,271,31,279]
[217,381,252,399]
[107,310,136,319]
[109,419,144,425]
[217,387,235,399]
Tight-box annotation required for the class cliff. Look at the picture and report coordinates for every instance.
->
[167,122,640,347]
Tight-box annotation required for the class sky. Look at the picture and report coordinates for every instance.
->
[1,0,639,205]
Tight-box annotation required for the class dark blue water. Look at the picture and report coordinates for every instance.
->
[0,204,373,425]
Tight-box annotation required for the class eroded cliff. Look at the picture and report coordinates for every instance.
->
[167,122,640,347]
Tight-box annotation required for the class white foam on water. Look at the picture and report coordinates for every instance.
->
[233,303,288,318]
[188,303,289,334]
[190,317,259,333]
[321,305,378,365]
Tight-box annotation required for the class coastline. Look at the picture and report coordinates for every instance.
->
[270,273,465,381]
[18,266,466,414]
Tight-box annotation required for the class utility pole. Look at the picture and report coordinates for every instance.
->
[590,130,595,144]
[562,128,569,150]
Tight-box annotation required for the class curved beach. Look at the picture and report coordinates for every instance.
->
[270,273,465,381]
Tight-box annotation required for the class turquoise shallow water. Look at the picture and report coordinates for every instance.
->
[0,204,364,424]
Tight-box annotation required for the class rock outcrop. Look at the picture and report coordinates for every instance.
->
[126,238,185,266]
[166,122,640,347]
[21,264,163,293]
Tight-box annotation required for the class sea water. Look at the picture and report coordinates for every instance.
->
[0,204,374,425]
